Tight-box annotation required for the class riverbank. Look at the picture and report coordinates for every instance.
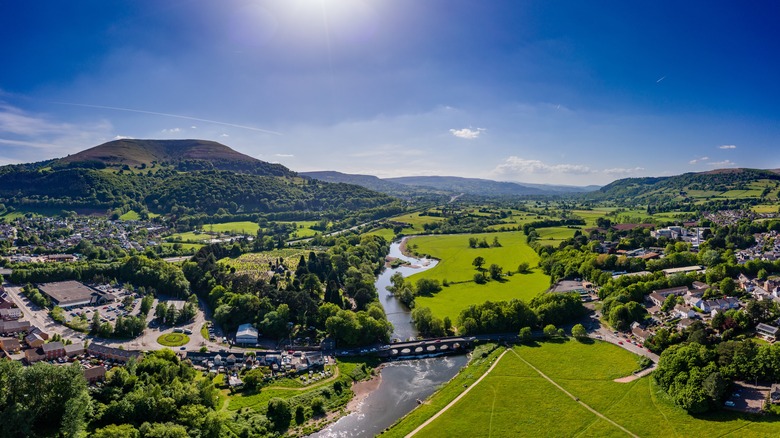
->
[346,364,384,412]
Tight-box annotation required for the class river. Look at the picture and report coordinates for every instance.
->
[312,239,468,437]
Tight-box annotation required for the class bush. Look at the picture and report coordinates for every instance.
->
[543,324,558,338]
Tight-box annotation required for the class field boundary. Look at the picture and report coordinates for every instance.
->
[405,348,509,438]
[509,348,639,438]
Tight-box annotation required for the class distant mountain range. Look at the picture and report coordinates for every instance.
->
[0,139,776,218]
[301,171,600,197]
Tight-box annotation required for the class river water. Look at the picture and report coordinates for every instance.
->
[312,240,469,437]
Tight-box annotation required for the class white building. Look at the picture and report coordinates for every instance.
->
[235,323,259,345]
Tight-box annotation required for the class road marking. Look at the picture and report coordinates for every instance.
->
[405,349,508,438]
[508,348,638,438]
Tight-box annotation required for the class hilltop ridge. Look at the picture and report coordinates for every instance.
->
[56,139,293,176]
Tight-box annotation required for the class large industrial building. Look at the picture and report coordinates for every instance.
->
[37,281,116,309]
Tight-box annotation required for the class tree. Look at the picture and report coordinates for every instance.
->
[517,262,530,274]
[468,237,478,248]
[491,236,501,247]
[155,302,168,321]
[720,278,735,296]
[518,326,533,343]
[571,323,587,339]
[266,397,292,430]
[472,256,486,270]
[140,294,154,315]
[488,264,503,280]
[543,324,558,338]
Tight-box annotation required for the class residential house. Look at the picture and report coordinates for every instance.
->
[673,304,697,319]
[24,348,45,364]
[0,337,21,353]
[691,281,710,290]
[649,286,689,307]
[0,320,30,335]
[25,332,45,348]
[0,307,22,320]
[64,342,85,357]
[700,297,740,313]
[42,341,65,360]
[83,366,107,383]
[677,318,697,331]
[756,323,780,340]
[87,343,140,363]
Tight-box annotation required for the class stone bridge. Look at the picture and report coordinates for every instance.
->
[379,337,474,358]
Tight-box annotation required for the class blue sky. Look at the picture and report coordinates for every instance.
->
[1,0,778,185]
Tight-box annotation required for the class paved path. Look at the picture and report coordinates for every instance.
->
[508,348,638,438]
[614,364,657,383]
[405,349,508,438]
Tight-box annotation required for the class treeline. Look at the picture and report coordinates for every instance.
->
[521,218,585,235]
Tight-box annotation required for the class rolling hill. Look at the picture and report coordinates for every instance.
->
[592,168,780,206]
[0,140,395,217]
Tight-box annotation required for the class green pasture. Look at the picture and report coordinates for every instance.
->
[399,341,777,438]
[277,220,320,238]
[407,231,550,321]
[388,212,446,233]
[168,231,211,243]
[204,221,260,235]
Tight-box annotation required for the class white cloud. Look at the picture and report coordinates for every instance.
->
[113,135,133,140]
[274,153,294,158]
[161,127,181,133]
[603,167,645,175]
[449,127,485,139]
[190,126,197,129]
[220,133,229,137]
[689,156,710,164]
[719,145,736,149]
[708,160,737,167]
[493,156,592,175]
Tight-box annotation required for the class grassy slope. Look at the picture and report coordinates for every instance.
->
[398,341,778,438]
[407,231,550,321]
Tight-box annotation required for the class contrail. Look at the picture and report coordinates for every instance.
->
[656,76,666,83]
[50,101,282,135]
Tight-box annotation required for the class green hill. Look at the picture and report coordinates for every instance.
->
[55,138,293,176]
[0,140,395,216]
[593,168,780,207]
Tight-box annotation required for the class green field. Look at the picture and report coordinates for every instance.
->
[168,231,211,243]
[391,212,447,233]
[392,341,779,437]
[407,231,550,322]
[278,220,320,239]
[204,221,260,235]
[118,210,141,220]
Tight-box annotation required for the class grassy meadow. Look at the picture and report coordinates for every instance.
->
[406,231,550,321]
[389,341,779,438]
